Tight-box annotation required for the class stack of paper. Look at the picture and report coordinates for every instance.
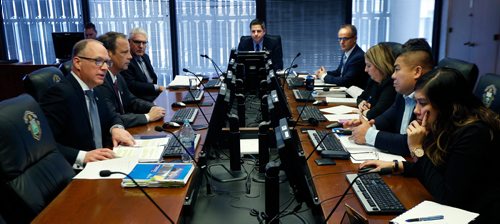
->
[168,75,200,88]
[320,105,359,114]
[122,163,195,188]
[336,135,405,163]
[114,137,170,162]
[346,85,364,98]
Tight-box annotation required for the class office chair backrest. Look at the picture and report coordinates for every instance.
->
[379,42,403,58]
[0,94,74,223]
[437,57,479,92]
[474,73,500,114]
[58,60,72,76]
[23,66,65,101]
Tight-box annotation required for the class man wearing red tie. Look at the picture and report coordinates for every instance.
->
[95,32,165,128]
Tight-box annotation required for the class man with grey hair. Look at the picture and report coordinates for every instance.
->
[121,27,165,102]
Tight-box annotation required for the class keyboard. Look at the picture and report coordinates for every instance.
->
[307,130,350,159]
[296,106,327,122]
[162,134,201,157]
[182,89,204,103]
[346,173,406,214]
[293,89,316,102]
[170,107,199,124]
[204,79,221,89]
[287,77,304,88]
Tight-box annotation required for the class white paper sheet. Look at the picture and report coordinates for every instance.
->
[240,138,259,155]
[390,200,479,224]
[336,135,405,163]
[346,85,364,98]
[324,114,360,122]
[325,97,357,104]
[73,157,138,179]
[168,75,200,87]
[320,105,359,114]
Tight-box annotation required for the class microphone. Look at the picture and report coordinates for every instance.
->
[304,131,350,160]
[200,54,223,77]
[183,68,216,102]
[154,126,204,169]
[154,126,212,194]
[283,52,301,79]
[291,90,316,131]
[99,170,175,224]
[323,168,393,224]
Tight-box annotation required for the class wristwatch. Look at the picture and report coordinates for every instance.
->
[412,147,424,158]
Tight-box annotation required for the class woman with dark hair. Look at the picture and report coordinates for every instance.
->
[357,44,397,119]
[360,68,500,223]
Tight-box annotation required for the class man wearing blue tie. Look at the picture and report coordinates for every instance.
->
[237,19,284,71]
[315,24,368,89]
[121,27,165,102]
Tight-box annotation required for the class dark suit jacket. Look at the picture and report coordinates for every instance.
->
[121,54,159,102]
[94,72,155,128]
[324,44,369,89]
[373,94,415,156]
[356,77,397,119]
[40,74,123,164]
[237,35,284,71]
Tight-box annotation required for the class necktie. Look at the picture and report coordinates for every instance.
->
[137,57,153,83]
[85,90,103,148]
[113,81,125,114]
[340,54,347,75]
[255,44,260,51]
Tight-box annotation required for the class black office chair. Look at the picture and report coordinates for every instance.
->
[58,59,72,76]
[474,73,500,114]
[437,57,479,92]
[23,66,65,101]
[0,94,74,223]
[379,42,403,58]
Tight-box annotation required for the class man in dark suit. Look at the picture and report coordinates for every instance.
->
[237,19,283,71]
[348,38,435,156]
[95,32,165,128]
[40,39,135,168]
[315,24,368,88]
[121,27,165,102]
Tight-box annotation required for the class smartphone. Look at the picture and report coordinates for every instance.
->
[315,158,336,166]
[333,128,352,135]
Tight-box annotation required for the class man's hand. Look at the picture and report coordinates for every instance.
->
[83,148,115,163]
[358,100,371,114]
[351,116,375,144]
[111,128,135,147]
[148,106,166,122]
[158,85,166,92]
[315,66,326,78]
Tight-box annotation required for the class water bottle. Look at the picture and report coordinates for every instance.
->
[305,74,315,90]
[179,119,195,163]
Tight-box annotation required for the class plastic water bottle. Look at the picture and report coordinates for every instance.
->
[179,119,195,163]
[305,74,315,90]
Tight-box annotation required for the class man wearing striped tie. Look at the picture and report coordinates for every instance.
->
[121,27,166,102]
[315,24,368,89]
[40,39,135,169]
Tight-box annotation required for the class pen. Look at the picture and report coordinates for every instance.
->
[406,215,444,222]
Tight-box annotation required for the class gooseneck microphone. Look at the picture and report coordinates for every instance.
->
[154,126,211,194]
[323,168,393,224]
[305,131,334,161]
[283,52,301,79]
[200,54,224,77]
[291,90,316,131]
[99,170,175,224]
[182,68,216,102]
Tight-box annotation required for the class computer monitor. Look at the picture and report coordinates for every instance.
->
[236,50,270,94]
[51,32,85,61]
[204,83,231,151]
[274,117,318,206]
[267,71,291,120]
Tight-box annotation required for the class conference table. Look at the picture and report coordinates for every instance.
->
[33,79,432,223]
[32,87,216,224]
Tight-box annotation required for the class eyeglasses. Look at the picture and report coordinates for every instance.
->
[77,56,113,67]
[131,40,148,46]
[338,36,354,42]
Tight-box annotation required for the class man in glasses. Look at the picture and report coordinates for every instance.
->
[40,39,135,169]
[121,27,165,102]
[315,24,368,88]
[95,32,165,128]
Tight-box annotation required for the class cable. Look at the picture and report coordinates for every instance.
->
[310,169,356,179]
